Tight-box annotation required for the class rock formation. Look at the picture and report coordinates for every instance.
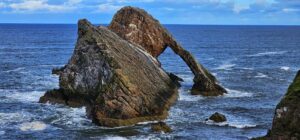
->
[208,112,227,123]
[40,19,179,127]
[256,71,300,139]
[151,122,172,133]
[40,6,229,127]
[108,6,226,96]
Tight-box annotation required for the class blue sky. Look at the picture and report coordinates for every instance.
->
[0,0,299,25]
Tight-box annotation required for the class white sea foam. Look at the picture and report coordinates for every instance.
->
[0,112,33,125]
[215,63,236,70]
[215,59,236,70]
[2,67,26,73]
[178,88,203,101]
[212,73,217,76]
[247,51,287,57]
[176,74,193,84]
[102,136,128,140]
[137,120,158,125]
[50,106,93,128]
[19,121,47,131]
[204,119,257,129]
[280,66,290,71]
[228,123,257,129]
[4,90,44,102]
[204,120,228,126]
[254,73,268,78]
[240,67,254,70]
[224,88,253,98]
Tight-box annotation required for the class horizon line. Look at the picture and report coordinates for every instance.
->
[0,22,300,26]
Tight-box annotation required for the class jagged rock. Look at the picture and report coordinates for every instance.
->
[208,112,227,123]
[108,6,226,96]
[151,122,172,133]
[256,70,300,140]
[52,66,65,75]
[39,19,179,127]
[168,72,184,87]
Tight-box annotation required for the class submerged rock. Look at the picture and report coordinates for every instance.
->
[256,70,300,140]
[208,112,227,123]
[39,19,179,127]
[151,122,172,133]
[108,6,226,96]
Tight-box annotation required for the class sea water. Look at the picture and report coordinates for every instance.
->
[0,24,299,139]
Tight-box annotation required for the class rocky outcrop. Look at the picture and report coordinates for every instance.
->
[256,71,300,140]
[108,6,226,96]
[39,19,179,127]
[208,112,227,123]
[151,122,172,133]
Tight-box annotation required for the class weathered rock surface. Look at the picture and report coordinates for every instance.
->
[108,6,226,96]
[151,122,172,133]
[208,112,227,123]
[39,19,179,127]
[256,70,300,140]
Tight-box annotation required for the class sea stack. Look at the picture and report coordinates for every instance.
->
[257,70,300,139]
[108,6,226,96]
[40,19,179,127]
[39,6,227,127]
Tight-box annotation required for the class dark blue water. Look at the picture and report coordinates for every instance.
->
[0,24,299,140]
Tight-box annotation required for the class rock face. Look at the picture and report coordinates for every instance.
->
[108,6,226,96]
[208,112,227,123]
[39,19,179,127]
[259,70,300,139]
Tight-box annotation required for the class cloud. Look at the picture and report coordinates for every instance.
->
[67,0,82,5]
[96,3,123,13]
[0,2,7,8]
[107,0,154,3]
[0,0,299,24]
[7,0,81,13]
[233,4,249,13]
[282,8,299,13]
[9,0,65,12]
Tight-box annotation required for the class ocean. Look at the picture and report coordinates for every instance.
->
[0,24,299,139]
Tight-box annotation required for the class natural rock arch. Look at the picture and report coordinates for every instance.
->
[108,6,226,96]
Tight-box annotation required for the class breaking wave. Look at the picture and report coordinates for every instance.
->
[254,73,269,78]
[247,51,287,57]
[224,89,254,98]
[280,66,290,71]
[19,121,47,131]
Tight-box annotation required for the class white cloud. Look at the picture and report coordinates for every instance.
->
[282,8,299,13]
[162,7,175,11]
[66,0,82,5]
[8,0,81,12]
[96,3,123,13]
[107,0,154,3]
[0,2,7,8]
[233,4,249,13]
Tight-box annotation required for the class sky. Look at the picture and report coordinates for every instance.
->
[0,0,299,25]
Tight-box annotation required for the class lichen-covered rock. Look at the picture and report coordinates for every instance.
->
[108,6,226,96]
[208,112,227,123]
[151,122,172,133]
[258,70,300,140]
[39,19,179,127]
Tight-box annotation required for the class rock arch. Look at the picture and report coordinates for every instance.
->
[108,6,226,96]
